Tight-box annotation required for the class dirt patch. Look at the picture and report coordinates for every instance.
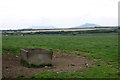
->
[2,52,93,78]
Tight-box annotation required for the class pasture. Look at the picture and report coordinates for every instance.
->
[2,33,119,78]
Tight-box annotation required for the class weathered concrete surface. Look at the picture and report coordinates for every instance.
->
[21,48,53,66]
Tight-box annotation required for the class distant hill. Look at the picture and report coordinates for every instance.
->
[28,26,56,29]
[73,23,101,28]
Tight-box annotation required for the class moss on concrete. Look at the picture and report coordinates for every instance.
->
[20,59,52,68]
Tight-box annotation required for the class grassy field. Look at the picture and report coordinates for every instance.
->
[0,33,1,50]
[2,33,119,78]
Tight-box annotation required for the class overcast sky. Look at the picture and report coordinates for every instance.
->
[0,0,119,30]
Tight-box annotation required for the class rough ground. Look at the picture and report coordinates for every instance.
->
[2,51,93,78]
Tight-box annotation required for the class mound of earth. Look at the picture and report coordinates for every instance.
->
[2,51,93,78]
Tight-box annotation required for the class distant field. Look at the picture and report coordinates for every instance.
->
[2,33,119,78]
[20,28,114,33]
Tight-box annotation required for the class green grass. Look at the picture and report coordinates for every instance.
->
[0,33,2,54]
[34,60,118,78]
[2,33,119,78]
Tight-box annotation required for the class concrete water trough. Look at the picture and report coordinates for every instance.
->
[20,48,53,67]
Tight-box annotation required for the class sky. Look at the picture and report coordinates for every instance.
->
[0,0,119,30]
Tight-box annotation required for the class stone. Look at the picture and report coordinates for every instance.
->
[20,48,53,67]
